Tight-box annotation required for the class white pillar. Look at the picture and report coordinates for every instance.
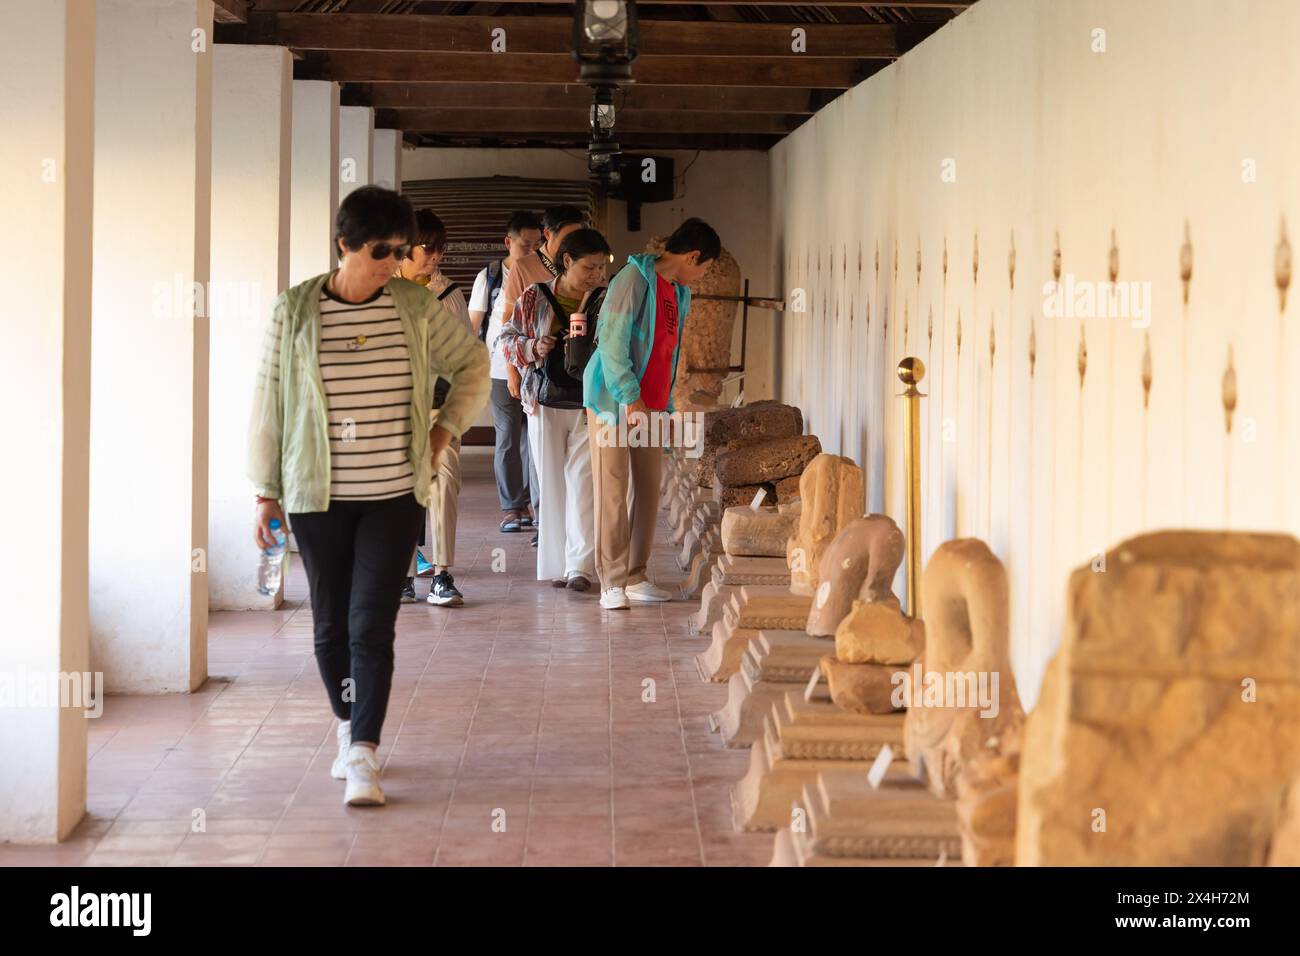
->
[290,79,339,285]
[0,0,95,842]
[339,105,374,201]
[372,127,403,192]
[209,45,292,610]
[89,0,212,694]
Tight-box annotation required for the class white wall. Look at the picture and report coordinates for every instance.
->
[89,0,212,694]
[0,0,96,844]
[771,0,1300,708]
[338,105,374,201]
[290,80,339,285]
[209,45,292,610]
[403,147,774,402]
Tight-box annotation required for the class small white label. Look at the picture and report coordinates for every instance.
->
[731,391,745,408]
[802,667,822,703]
[867,743,895,789]
[749,487,767,510]
[815,580,831,608]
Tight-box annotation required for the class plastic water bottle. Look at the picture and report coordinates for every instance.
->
[257,518,288,595]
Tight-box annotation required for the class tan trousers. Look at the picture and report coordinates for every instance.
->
[410,410,462,573]
[587,413,663,590]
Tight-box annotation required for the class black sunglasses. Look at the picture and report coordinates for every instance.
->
[362,239,411,261]
[417,241,447,254]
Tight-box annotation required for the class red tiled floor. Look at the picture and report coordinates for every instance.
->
[3,449,773,867]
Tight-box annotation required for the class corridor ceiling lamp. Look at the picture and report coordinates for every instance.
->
[572,0,640,87]
[586,85,621,184]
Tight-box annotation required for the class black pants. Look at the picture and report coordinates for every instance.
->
[289,493,425,746]
[491,377,537,513]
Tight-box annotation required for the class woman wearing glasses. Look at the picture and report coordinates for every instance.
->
[247,187,489,806]
[396,209,473,607]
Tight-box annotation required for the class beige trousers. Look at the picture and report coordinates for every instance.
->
[410,409,462,572]
[586,413,663,590]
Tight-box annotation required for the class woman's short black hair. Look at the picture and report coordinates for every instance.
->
[412,208,447,250]
[555,228,612,273]
[543,204,586,235]
[335,186,416,253]
[664,217,722,264]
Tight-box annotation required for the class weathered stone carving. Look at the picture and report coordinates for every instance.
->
[953,720,1023,867]
[720,505,799,557]
[805,514,905,637]
[714,435,822,489]
[1017,531,1300,866]
[902,539,1023,798]
[786,454,865,596]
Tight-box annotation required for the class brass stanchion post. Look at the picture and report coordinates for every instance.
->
[897,357,926,617]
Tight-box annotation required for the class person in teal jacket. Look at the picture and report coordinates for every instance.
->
[583,218,721,610]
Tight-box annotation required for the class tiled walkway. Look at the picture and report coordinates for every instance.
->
[1,449,771,866]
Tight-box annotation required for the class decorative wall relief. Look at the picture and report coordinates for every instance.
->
[1277,216,1292,314]
[1223,346,1237,434]
[1077,324,1087,387]
[1029,320,1037,379]
[1223,345,1237,524]
[1141,334,1153,407]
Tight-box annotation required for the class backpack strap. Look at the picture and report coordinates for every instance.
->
[436,281,461,302]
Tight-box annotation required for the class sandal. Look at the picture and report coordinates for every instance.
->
[520,510,534,528]
[566,575,591,592]
[500,510,522,533]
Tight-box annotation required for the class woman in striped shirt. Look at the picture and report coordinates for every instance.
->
[247,186,490,807]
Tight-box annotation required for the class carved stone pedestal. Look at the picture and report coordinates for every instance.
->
[680,535,725,602]
[731,688,906,832]
[770,772,962,866]
[712,629,831,746]
[694,588,811,682]
[691,555,790,634]
[677,500,720,572]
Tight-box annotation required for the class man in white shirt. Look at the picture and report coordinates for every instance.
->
[469,210,543,536]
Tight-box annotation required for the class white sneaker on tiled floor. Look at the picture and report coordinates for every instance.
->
[343,746,385,806]
[625,580,672,603]
[600,587,630,610]
[330,720,351,780]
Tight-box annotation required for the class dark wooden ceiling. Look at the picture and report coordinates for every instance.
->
[214,1,972,150]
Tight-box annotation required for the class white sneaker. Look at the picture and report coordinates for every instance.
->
[626,580,673,603]
[330,720,351,780]
[343,746,385,806]
[600,587,631,610]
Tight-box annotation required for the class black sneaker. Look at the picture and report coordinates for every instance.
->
[400,578,417,603]
[427,571,464,607]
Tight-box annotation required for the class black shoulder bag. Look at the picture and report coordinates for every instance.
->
[529,284,585,410]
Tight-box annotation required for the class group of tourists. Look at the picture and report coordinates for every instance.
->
[247,184,720,806]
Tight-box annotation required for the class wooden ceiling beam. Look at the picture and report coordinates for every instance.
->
[230,12,908,57]
[212,0,249,24]
[346,82,840,114]
[376,107,806,135]
[410,131,783,151]
[298,51,881,88]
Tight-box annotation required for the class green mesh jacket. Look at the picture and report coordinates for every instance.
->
[246,273,490,513]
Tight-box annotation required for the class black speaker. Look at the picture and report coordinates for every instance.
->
[610,154,674,203]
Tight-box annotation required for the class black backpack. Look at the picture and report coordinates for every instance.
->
[479,260,504,343]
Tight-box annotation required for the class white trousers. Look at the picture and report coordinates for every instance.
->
[527,405,595,581]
